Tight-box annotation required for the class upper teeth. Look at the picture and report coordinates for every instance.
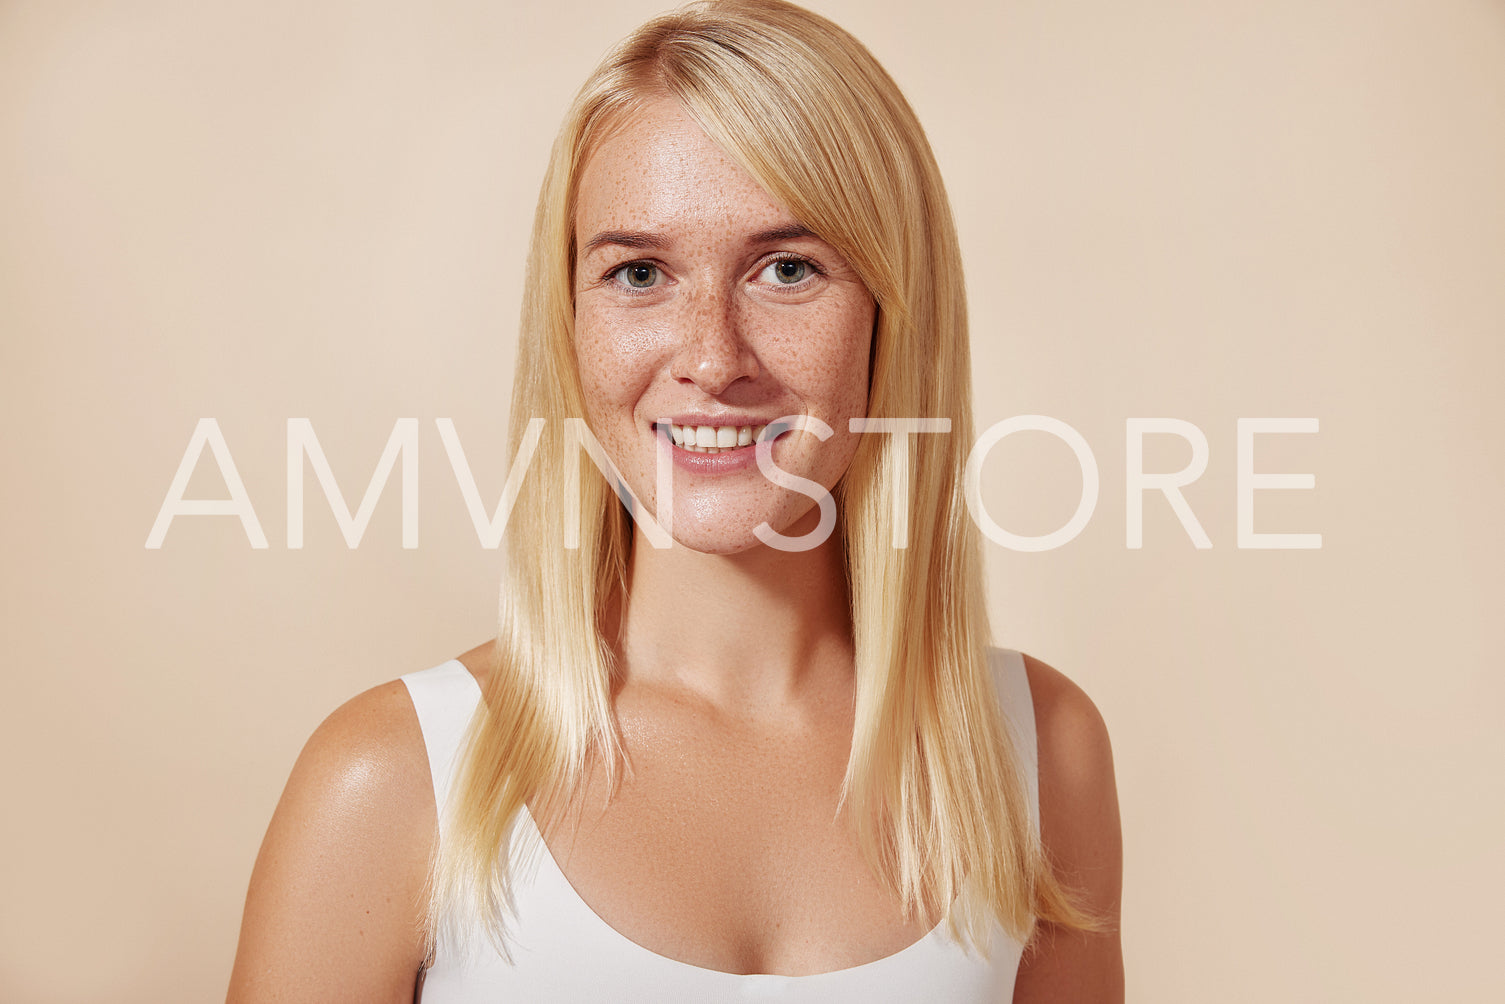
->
[660,423,769,452]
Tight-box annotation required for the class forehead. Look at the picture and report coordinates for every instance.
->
[574,97,797,239]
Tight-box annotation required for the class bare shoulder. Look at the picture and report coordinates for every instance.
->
[456,638,498,692]
[300,678,434,791]
[227,678,436,1003]
[1020,653,1116,798]
[1014,652,1124,1003]
[269,678,436,841]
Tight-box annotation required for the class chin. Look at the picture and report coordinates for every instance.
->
[657,525,768,556]
[650,500,830,557]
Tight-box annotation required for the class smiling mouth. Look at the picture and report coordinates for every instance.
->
[653,422,780,454]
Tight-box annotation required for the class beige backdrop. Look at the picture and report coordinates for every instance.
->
[2,0,1502,1001]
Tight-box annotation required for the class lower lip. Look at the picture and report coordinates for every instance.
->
[660,433,789,474]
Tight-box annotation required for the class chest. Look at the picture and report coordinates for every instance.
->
[526,710,936,976]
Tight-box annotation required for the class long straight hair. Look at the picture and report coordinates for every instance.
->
[431,0,1094,961]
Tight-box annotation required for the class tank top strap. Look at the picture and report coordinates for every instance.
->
[987,647,1041,837]
[400,660,483,837]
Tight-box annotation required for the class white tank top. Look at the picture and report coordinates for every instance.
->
[401,647,1039,1003]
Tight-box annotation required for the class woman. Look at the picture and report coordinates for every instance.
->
[228,1,1123,1000]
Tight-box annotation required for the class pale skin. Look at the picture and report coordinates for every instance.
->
[228,98,1123,1002]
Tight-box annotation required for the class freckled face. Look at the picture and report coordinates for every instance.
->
[573,97,875,554]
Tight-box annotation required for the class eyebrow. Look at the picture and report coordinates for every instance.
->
[579,230,672,258]
[747,223,818,245]
[577,223,821,259]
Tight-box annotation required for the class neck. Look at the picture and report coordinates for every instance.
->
[610,514,855,715]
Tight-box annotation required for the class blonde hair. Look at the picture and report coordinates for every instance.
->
[432,0,1094,962]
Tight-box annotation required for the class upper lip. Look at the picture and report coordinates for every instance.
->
[650,414,782,428]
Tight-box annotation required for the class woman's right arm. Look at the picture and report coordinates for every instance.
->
[227,681,435,1004]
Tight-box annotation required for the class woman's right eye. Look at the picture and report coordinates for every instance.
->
[611,262,660,289]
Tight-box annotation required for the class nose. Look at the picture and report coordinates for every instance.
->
[668,287,760,395]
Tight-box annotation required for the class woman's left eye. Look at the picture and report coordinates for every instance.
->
[758,258,812,285]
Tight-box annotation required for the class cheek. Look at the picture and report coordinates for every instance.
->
[842,300,877,410]
[574,309,658,419]
[772,299,873,416]
[794,298,873,477]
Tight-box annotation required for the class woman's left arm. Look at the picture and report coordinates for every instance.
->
[1012,653,1125,1003]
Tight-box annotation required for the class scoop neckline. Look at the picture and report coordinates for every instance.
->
[441,656,975,981]
[512,798,954,981]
